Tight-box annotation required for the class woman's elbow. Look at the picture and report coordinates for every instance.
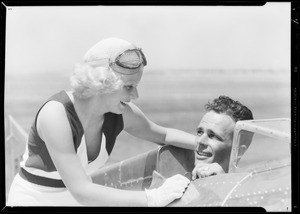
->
[67,183,94,205]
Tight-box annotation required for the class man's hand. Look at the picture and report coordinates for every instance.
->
[191,162,225,180]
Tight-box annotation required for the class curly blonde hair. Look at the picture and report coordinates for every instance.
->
[70,64,123,99]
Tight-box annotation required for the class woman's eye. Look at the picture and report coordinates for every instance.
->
[125,86,133,90]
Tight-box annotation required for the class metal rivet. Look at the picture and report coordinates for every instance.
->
[246,198,250,201]
[249,202,253,205]
[260,196,264,200]
[253,192,256,195]
[258,191,261,194]
[235,195,238,198]
[278,188,282,191]
[281,199,285,203]
[254,201,257,205]
[241,194,244,197]
[272,189,275,192]
[284,191,288,195]
[264,190,268,194]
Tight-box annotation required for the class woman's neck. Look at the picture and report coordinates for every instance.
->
[67,91,106,129]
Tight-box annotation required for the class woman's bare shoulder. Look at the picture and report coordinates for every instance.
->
[37,101,71,139]
[39,100,67,120]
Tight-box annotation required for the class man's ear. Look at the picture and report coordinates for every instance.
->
[238,145,248,157]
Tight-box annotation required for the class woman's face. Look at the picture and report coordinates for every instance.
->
[106,68,143,114]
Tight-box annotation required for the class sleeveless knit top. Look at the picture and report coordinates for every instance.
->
[19,90,124,187]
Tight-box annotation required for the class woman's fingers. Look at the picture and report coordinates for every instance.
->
[145,174,190,206]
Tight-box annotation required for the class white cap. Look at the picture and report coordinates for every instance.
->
[83,37,136,63]
[83,37,146,75]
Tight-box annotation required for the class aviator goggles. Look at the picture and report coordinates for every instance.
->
[86,48,147,75]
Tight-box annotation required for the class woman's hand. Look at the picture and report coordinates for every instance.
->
[145,174,190,207]
[191,162,225,180]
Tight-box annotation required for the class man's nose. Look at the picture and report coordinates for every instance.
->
[195,134,209,149]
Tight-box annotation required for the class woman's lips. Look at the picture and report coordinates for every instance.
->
[120,101,129,106]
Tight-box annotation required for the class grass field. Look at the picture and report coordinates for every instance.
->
[4,68,291,198]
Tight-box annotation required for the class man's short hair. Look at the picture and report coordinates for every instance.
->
[205,95,253,122]
[205,96,254,149]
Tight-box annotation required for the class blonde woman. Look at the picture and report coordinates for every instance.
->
[7,38,196,206]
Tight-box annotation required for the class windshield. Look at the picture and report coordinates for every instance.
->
[235,131,291,173]
[228,119,291,173]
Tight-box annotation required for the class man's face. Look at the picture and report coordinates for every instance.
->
[194,111,236,171]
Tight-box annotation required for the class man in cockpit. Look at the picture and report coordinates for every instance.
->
[191,96,253,180]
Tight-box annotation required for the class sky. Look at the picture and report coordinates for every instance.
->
[5,3,290,75]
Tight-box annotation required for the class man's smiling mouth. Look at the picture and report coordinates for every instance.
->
[196,151,212,157]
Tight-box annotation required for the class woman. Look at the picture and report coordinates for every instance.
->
[7,38,196,206]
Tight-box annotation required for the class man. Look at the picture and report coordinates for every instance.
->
[192,96,253,180]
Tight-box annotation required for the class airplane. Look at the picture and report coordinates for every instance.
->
[5,116,291,211]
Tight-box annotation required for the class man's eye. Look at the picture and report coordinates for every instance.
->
[208,133,223,141]
[197,130,203,136]
[208,133,215,138]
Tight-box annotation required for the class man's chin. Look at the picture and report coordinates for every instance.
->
[195,156,213,165]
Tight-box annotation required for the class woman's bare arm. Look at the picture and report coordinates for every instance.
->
[123,102,197,150]
[37,101,148,206]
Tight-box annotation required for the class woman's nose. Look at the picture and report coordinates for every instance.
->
[130,87,139,99]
